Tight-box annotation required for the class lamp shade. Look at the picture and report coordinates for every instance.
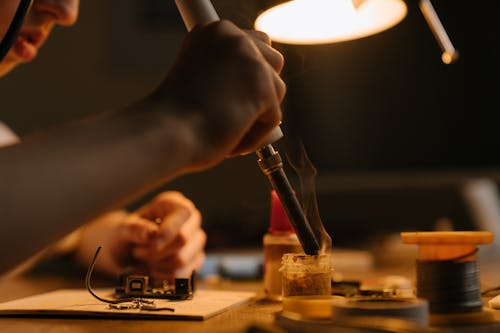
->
[255,0,407,45]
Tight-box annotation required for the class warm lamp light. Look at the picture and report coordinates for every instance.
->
[254,0,407,45]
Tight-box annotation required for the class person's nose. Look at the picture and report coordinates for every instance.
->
[32,0,79,26]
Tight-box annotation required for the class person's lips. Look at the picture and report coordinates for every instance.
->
[12,30,46,62]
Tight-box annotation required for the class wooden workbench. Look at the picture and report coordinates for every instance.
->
[0,252,499,333]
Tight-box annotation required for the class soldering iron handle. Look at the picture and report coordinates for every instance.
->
[175,0,219,31]
[174,0,284,147]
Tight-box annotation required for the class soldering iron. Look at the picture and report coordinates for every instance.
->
[175,0,322,255]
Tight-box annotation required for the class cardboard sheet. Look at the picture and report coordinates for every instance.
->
[0,288,255,320]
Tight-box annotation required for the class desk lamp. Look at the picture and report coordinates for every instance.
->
[255,0,458,64]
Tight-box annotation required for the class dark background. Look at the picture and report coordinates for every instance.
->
[1,0,499,249]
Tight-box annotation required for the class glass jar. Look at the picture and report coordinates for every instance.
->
[280,253,332,297]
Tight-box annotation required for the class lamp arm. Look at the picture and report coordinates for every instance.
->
[419,0,459,64]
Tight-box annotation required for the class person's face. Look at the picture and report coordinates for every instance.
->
[0,0,79,77]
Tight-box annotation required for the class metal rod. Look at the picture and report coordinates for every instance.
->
[257,145,321,255]
[419,0,459,64]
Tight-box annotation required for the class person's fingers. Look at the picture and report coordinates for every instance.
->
[229,41,286,156]
[246,31,284,73]
[117,214,159,245]
[230,71,285,155]
[145,252,205,282]
[129,206,191,261]
[175,252,206,278]
[245,29,272,45]
[141,230,206,276]
[175,228,207,268]
[134,191,198,250]
[272,70,287,102]
[230,111,281,156]
[132,235,184,261]
[154,205,192,250]
[137,191,194,221]
[133,209,203,261]
[159,209,203,256]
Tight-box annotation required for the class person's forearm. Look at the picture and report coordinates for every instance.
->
[0,101,196,273]
[0,19,287,274]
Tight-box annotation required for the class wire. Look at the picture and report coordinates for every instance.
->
[416,254,483,314]
[418,248,479,263]
[85,246,136,304]
[85,246,174,311]
[482,286,500,297]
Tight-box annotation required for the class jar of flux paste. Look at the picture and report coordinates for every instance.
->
[280,253,332,297]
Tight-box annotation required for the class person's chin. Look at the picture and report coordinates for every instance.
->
[0,48,32,77]
[0,61,19,78]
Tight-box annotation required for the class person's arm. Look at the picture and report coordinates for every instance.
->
[0,105,198,273]
[0,20,285,273]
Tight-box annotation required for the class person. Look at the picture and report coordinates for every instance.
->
[0,0,286,278]
[0,1,207,280]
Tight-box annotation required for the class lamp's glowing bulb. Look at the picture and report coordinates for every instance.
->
[255,0,407,45]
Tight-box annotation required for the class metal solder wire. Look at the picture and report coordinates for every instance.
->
[416,249,483,314]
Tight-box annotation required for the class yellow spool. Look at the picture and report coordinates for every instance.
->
[282,295,345,319]
[401,231,493,262]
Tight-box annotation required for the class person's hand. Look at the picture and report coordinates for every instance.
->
[131,191,206,279]
[152,20,286,171]
[73,191,206,280]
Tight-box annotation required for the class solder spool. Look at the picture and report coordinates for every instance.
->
[401,231,495,326]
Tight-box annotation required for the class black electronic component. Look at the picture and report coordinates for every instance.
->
[114,272,195,301]
[86,246,194,309]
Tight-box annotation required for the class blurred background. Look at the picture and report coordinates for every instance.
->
[1,0,499,251]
